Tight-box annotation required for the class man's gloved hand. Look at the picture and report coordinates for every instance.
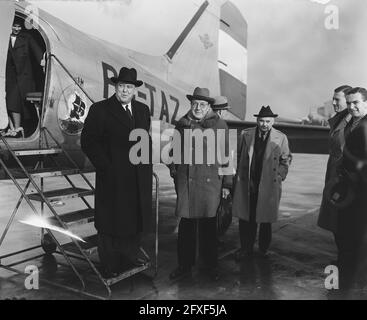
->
[222,188,230,199]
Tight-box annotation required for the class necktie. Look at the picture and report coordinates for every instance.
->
[124,105,134,127]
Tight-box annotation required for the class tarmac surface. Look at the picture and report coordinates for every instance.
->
[0,153,365,300]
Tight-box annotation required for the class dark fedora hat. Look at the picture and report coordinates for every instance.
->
[13,16,23,27]
[254,106,278,118]
[110,67,143,87]
[186,87,214,104]
[212,96,230,111]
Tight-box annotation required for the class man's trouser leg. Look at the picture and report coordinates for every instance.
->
[239,189,259,253]
[337,209,359,291]
[259,223,272,253]
[177,218,197,268]
[239,219,257,253]
[98,233,123,274]
[198,217,218,268]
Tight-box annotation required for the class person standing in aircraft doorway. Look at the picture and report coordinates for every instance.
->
[4,17,45,138]
[81,67,153,278]
[168,87,232,282]
[232,106,291,262]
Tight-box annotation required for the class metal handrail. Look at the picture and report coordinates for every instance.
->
[43,127,95,192]
[0,138,85,290]
[153,171,159,277]
[49,53,95,104]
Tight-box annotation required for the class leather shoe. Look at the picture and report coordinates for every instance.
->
[100,267,121,279]
[169,266,192,280]
[132,257,149,267]
[234,249,253,262]
[257,250,269,258]
[207,268,221,281]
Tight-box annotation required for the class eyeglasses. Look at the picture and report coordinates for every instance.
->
[191,101,209,109]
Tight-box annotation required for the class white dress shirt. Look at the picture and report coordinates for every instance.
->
[10,35,17,48]
[122,102,132,115]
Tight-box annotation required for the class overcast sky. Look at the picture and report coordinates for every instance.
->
[28,0,367,120]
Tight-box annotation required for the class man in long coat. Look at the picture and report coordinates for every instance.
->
[169,87,231,281]
[318,85,352,244]
[81,67,152,277]
[232,106,291,261]
[332,87,367,292]
[5,17,44,137]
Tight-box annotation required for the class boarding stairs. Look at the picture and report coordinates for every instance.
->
[0,126,159,299]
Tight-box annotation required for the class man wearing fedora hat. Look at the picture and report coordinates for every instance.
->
[81,67,152,277]
[318,85,352,251]
[333,87,367,292]
[168,87,231,281]
[232,106,291,261]
[212,96,230,117]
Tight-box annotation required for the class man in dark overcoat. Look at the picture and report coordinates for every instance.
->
[332,87,367,293]
[5,17,44,137]
[318,85,352,249]
[81,67,152,277]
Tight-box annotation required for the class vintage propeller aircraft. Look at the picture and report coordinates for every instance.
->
[0,0,328,163]
[0,0,329,298]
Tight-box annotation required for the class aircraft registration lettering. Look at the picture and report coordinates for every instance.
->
[160,91,169,123]
[144,83,156,116]
[102,62,117,99]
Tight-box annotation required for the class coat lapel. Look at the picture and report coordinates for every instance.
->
[328,109,349,133]
[264,129,281,160]
[106,95,133,129]
[131,100,141,128]
[13,34,25,50]
[246,128,256,170]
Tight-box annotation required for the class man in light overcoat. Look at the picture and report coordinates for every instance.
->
[232,106,291,261]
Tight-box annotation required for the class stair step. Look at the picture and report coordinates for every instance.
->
[11,148,62,156]
[8,167,80,179]
[61,235,151,284]
[47,209,94,227]
[62,234,98,257]
[105,263,151,286]
[28,187,93,202]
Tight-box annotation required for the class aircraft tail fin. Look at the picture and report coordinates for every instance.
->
[218,1,248,120]
[164,0,247,120]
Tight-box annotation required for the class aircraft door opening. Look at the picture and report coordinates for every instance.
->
[0,0,15,131]
[1,11,47,139]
